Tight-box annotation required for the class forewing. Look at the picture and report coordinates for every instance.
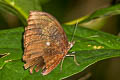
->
[23,11,69,74]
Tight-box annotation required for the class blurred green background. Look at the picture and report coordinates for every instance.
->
[0,0,120,80]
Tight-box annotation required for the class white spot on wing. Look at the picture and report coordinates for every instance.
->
[46,42,50,46]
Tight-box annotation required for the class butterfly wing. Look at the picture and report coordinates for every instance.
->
[23,11,70,75]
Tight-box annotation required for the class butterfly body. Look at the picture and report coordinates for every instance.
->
[23,11,74,75]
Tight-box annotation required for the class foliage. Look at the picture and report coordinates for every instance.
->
[0,0,120,80]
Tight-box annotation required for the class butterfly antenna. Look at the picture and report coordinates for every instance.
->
[71,21,78,42]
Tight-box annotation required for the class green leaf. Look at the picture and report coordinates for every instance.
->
[0,0,42,26]
[4,0,42,19]
[66,4,120,25]
[0,27,23,69]
[84,4,120,22]
[0,25,120,80]
[0,1,26,25]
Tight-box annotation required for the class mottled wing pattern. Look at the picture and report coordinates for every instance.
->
[23,11,70,75]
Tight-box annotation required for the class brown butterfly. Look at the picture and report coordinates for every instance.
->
[23,11,76,75]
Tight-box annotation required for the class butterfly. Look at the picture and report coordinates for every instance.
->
[23,11,76,75]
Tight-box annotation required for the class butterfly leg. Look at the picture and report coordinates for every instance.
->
[60,56,65,71]
[66,54,80,66]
